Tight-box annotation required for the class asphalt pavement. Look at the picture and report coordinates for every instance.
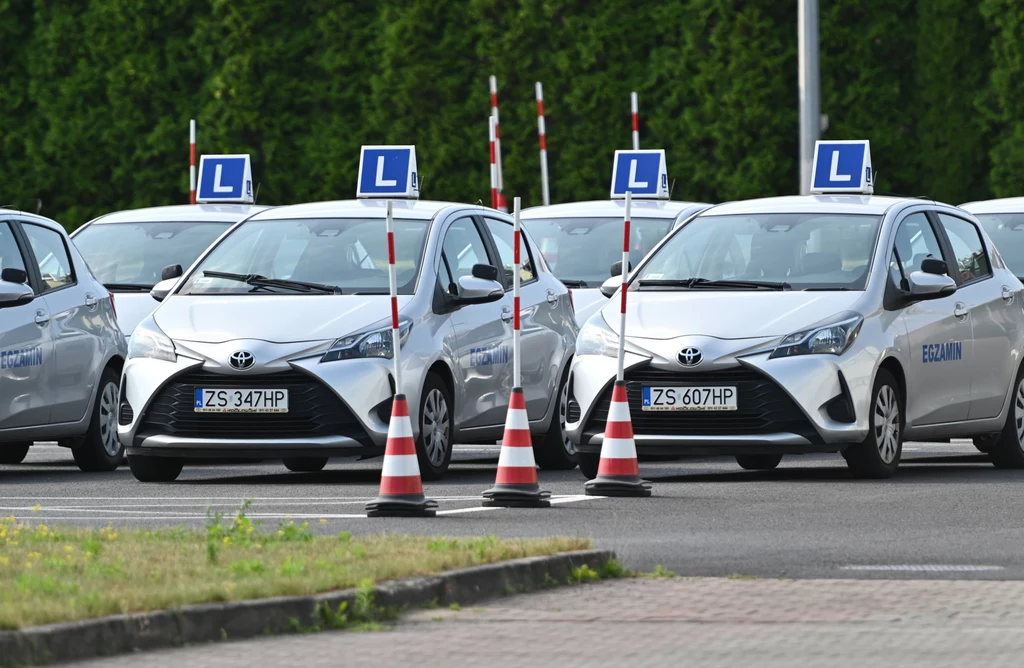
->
[2,440,1022,580]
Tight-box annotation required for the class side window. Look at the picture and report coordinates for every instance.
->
[483,218,536,286]
[938,214,992,283]
[0,222,27,278]
[441,217,490,283]
[22,223,75,292]
[892,213,944,278]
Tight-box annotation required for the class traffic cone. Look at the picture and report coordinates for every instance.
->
[585,381,651,497]
[482,387,551,507]
[366,394,437,517]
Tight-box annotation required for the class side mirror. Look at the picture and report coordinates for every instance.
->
[1,267,28,284]
[0,279,35,309]
[161,264,183,281]
[610,260,632,278]
[920,257,948,276]
[600,275,623,298]
[150,277,178,302]
[455,275,504,305]
[471,263,500,282]
[907,270,957,301]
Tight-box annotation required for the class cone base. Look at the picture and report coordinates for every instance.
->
[481,485,551,508]
[584,475,652,497]
[365,496,438,518]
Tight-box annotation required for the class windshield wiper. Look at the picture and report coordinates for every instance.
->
[639,278,790,291]
[202,270,342,295]
[558,279,589,288]
[103,283,153,292]
[802,287,852,291]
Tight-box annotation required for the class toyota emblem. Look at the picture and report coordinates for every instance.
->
[678,347,703,367]
[229,350,255,370]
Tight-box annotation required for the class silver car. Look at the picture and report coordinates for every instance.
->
[71,204,268,336]
[960,198,1024,283]
[0,209,127,469]
[521,199,710,325]
[118,199,578,482]
[568,194,1024,479]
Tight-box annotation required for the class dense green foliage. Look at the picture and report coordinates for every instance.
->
[0,0,1018,230]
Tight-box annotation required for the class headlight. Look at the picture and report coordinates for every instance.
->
[321,317,412,362]
[127,317,177,363]
[769,313,863,359]
[576,317,620,358]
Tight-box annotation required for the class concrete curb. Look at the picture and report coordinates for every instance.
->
[0,549,615,666]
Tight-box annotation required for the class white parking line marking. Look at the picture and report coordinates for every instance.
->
[841,564,1005,572]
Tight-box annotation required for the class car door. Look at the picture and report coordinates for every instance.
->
[934,212,1016,420]
[892,211,973,425]
[20,221,98,424]
[440,216,514,429]
[480,216,561,420]
[0,220,54,429]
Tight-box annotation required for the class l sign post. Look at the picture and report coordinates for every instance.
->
[196,155,254,204]
[357,146,419,199]
[610,150,669,200]
[809,140,873,195]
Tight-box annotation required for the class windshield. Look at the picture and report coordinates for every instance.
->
[522,216,673,286]
[976,213,1024,277]
[74,221,232,289]
[179,217,428,295]
[635,213,882,291]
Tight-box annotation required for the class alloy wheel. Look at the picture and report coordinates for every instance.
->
[874,385,900,464]
[422,388,450,467]
[99,382,120,457]
[559,380,575,457]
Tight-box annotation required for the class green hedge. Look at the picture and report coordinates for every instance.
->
[0,0,1015,230]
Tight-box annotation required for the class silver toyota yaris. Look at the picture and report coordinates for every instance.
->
[118,198,578,482]
[569,141,1024,479]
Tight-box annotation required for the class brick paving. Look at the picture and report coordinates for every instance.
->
[75,577,1024,667]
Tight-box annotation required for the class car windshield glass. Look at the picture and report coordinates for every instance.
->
[179,217,428,296]
[976,213,1024,277]
[635,213,882,291]
[522,216,673,286]
[74,221,232,289]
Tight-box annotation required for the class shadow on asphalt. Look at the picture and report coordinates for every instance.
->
[649,460,1023,484]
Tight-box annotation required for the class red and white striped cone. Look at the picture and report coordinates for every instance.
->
[366,394,437,517]
[482,387,551,508]
[585,381,651,497]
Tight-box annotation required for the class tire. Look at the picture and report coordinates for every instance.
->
[578,452,601,480]
[416,373,453,481]
[128,455,183,482]
[283,457,328,473]
[533,369,579,471]
[0,442,31,464]
[736,454,782,470]
[973,434,998,454]
[842,368,903,479]
[72,368,124,472]
[990,367,1024,469]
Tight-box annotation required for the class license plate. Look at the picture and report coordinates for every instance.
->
[194,388,289,413]
[641,386,737,411]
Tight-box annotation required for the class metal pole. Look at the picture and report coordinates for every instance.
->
[631,92,639,150]
[489,117,498,209]
[189,120,196,204]
[798,0,820,195]
[512,197,522,389]
[386,200,403,395]
[490,76,506,212]
[536,82,550,207]
[616,191,631,382]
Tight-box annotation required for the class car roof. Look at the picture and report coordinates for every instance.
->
[0,208,68,235]
[248,199,495,222]
[84,204,270,226]
[701,195,923,217]
[960,197,1024,214]
[520,199,708,220]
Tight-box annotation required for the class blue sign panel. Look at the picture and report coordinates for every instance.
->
[610,150,669,199]
[357,146,419,199]
[810,141,873,194]
[196,155,254,204]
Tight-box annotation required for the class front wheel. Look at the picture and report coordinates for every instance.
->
[416,374,453,481]
[843,369,903,479]
[736,454,782,471]
[283,457,328,473]
[990,369,1024,469]
[0,442,31,464]
[128,455,183,482]
[534,370,578,471]
[578,452,600,480]
[73,369,124,472]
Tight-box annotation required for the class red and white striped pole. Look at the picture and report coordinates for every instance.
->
[189,119,197,204]
[617,191,631,381]
[536,82,550,207]
[490,75,507,212]
[489,116,498,209]
[513,196,523,387]
[386,200,403,394]
[631,92,639,150]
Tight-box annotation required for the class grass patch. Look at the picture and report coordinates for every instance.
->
[0,507,590,630]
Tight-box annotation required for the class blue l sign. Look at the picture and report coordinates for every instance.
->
[610,150,669,199]
[196,155,254,204]
[810,140,873,194]
[357,146,420,199]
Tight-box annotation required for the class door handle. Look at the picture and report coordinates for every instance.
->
[500,307,514,323]
[546,290,559,305]
[1002,285,1015,305]
[954,302,969,319]
[34,310,50,327]
[84,293,98,309]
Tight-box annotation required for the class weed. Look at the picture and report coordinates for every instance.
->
[419,597,439,610]
[449,602,462,612]
[569,564,600,584]
[639,564,676,578]
[598,559,633,579]
[726,574,757,580]
[337,531,353,543]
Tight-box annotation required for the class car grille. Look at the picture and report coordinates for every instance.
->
[138,369,371,446]
[582,365,819,440]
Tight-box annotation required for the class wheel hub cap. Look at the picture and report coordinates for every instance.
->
[873,385,899,464]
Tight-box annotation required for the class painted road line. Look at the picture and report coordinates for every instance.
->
[841,565,1005,572]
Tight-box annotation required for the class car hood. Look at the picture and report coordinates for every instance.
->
[109,292,160,337]
[154,295,412,344]
[604,290,864,340]
[570,288,607,327]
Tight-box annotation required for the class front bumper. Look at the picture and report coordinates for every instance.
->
[567,338,875,456]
